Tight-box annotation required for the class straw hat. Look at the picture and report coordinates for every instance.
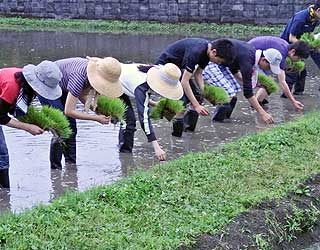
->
[22,60,62,100]
[87,56,123,98]
[146,63,183,100]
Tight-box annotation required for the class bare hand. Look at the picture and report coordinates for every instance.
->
[194,104,209,116]
[293,100,304,111]
[26,124,44,136]
[261,112,274,124]
[155,147,167,161]
[95,115,111,124]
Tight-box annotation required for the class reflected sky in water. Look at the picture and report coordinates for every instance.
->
[0,30,319,213]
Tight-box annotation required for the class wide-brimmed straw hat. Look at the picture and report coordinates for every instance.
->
[22,60,62,100]
[87,56,123,98]
[146,63,183,100]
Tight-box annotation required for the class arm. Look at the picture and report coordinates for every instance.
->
[247,96,274,124]
[289,34,299,43]
[64,92,110,124]
[194,67,205,92]
[277,70,304,111]
[0,98,43,135]
[181,70,209,116]
[135,84,166,161]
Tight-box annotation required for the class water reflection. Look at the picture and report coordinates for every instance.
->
[0,30,319,213]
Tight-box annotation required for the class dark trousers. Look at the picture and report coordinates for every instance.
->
[212,96,237,122]
[38,93,77,169]
[0,126,9,188]
[118,94,136,153]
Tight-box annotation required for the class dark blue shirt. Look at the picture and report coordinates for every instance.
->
[155,38,210,73]
[281,7,320,42]
[249,36,288,70]
[226,39,256,99]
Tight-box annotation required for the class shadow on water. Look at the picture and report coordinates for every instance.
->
[0,30,319,213]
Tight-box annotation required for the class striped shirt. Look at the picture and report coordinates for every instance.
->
[55,58,90,97]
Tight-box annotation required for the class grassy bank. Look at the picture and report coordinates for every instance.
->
[0,17,284,37]
[1,112,320,249]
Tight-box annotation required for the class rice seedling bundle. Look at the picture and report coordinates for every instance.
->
[150,98,184,121]
[95,96,127,122]
[203,85,229,105]
[257,73,279,94]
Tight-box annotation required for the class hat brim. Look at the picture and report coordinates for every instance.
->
[146,67,184,100]
[22,65,62,100]
[87,61,123,98]
[270,64,281,75]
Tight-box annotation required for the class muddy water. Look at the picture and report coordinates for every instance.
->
[0,30,319,213]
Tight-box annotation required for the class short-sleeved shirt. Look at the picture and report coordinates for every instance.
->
[155,38,210,73]
[0,68,22,105]
[281,7,320,42]
[225,39,256,99]
[249,36,288,70]
[55,57,90,98]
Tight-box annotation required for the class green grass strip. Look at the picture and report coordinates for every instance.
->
[204,84,230,105]
[0,16,285,37]
[95,96,127,121]
[258,73,280,94]
[18,106,72,139]
[2,111,320,249]
[150,98,185,121]
[285,57,305,73]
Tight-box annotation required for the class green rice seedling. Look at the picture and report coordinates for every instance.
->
[285,57,305,73]
[203,84,229,105]
[41,106,72,139]
[300,33,320,48]
[257,73,280,94]
[19,106,72,139]
[150,98,184,121]
[95,96,127,122]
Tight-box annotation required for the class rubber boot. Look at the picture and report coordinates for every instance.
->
[226,96,237,119]
[64,137,77,164]
[119,128,135,153]
[184,110,199,132]
[212,103,232,122]
[50,137,63,169]
[0,169,9,188]
[172,118,184,137]
[293,69,306,95]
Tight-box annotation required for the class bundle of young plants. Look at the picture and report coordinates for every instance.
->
[257,73,280,94]
[300,32,320,48]
[19,106,72,139]
[203,84,229,105]
[95,96,127,123]
[150,98,184,121]
[285,57,305,73]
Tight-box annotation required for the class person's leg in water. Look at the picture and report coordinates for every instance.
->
[38,93,77,169]
[0,127,10,188]
[310,50,320,91]
[119,94,136,153]
[293,68,307,95]
[184,78,201,132]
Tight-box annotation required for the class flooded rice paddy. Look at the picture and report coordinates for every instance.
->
[0,30,319,214]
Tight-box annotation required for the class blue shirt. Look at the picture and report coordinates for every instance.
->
[55,58,90,98]
[249,36,288,70]
[281,7,320,42]
[155,38,210,73]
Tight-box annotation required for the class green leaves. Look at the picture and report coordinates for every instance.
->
[285,57,305,73]
[257,73,280,94]
[19,106,72,139]
[203,85,230,105]
[150,98,184,121]
[300,32,320,48]
[95,96,127,121]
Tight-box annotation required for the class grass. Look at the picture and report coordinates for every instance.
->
[204,84,230,105]
[258,73,280,94]
[18,106,72,139]
[0,16,285,38]
[150,98,185,121]
[95,96,127,121]
[1,111,320,249]
[285,57,305,73]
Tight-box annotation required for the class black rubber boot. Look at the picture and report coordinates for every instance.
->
[64,138,77,164]
[226,97,237,119]
[184,110,199,132]
[0,169,10,188]
[293,68,306,94]
[172,118,184,137]
[212,103,232,122]
[119,128,135,153]
[50,137,64,169]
